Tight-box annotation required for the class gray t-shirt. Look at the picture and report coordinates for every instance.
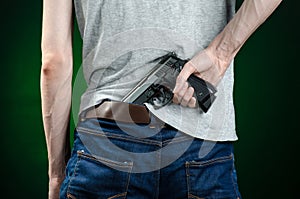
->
[74,0,238,141]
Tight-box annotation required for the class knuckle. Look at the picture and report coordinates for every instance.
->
[176,75,184,83]
[180,100,188,107]
[172,95,178,103]
[178,88,186,96]
[183,95,190,102]
[186,87,194,96]
[181,102,188,107]
[186,62,195,69]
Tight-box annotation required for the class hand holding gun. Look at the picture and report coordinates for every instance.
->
[122,52,217,113]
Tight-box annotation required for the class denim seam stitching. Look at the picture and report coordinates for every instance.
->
[77,127,162,146]
[124,160,133,199]
[188,193,203,199]
[66,153,82,197]
[231,156,240,199]
[185,162,192,198]
[187,154,233,167]
[66,193,77,199]
[108,192,127,199]
[185,166,203,199]
[155,144,162,199]
[77,151,133,168]
[105,160,133,199]
[162,136,193,146]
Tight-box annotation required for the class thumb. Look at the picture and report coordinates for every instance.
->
[173,62,196,93]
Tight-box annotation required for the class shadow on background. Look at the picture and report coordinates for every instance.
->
[0,0,298,198]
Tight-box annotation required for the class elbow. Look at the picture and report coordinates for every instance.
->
[41,53,72,77]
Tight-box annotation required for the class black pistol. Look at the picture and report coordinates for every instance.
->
[121,52,217,113]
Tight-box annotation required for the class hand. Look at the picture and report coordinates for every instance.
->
[173,48,231,107]
[48,177,64,199]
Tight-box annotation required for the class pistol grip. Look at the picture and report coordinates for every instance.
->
[187,75,217,113]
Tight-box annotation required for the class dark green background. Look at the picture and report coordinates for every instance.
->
[1,1,299,198]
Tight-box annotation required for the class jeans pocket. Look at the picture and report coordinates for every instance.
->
[66,150,133,199]
[186,154,239,199]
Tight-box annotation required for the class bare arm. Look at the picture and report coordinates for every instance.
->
[40,0,73,198]
[173,0,283,107]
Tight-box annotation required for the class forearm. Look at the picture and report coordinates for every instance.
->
[41,58,72,179]
[174,0,282,106]
[206,0,282,63]
[41,0,73,180]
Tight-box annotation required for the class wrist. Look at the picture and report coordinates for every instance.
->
[206,33,236,68]
[48,161,66,180]
[205,32,238,65]
[49,177,65,183]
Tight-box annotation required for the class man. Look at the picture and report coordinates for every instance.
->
[41,0,282,198]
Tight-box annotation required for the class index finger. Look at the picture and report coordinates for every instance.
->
[173,62,196,93]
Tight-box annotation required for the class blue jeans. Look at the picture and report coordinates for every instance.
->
[60,115,241,199]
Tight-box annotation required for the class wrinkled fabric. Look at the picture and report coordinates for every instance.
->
[43,1,282,197]
[74,0,238,141]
